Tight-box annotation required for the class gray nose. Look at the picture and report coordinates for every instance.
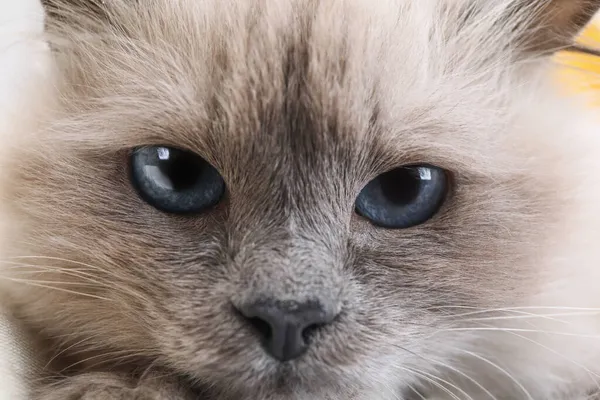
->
[238,300,337,362]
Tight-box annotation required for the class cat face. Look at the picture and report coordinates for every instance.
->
[2,0,599,398]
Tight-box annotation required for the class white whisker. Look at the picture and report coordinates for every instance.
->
[0,277,114,301]
[405,382,427,400]
[460,311,600,324]
[487,326,600,392]
[400,366,463,400]
[44,336,96,371]
[0,258,151,303]
[461,350,533,400]
[433,306,600,315]
[441,327,600,338]
[428,358,498,400]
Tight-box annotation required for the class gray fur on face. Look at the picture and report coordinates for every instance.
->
[1,1,600,399]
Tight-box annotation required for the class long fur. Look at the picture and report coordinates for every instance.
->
[1,1,600,399]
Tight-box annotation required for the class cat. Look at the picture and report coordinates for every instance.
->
[1,0,600,399]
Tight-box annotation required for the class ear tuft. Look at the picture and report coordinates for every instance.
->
[520,0,600,53]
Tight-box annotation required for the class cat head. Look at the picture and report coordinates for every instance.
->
[2,0,599,398]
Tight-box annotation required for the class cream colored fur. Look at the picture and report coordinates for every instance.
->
[1,1,600,399]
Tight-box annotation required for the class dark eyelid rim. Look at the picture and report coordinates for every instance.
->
[353,163,454,229]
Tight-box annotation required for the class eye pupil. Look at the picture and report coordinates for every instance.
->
[355,165,448,229]
[153,148,204,191]
[379,168,421,206]
[130,146,225,214]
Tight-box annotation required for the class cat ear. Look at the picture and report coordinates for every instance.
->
[511,0,600,54]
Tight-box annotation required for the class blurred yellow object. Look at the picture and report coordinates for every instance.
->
[555,16,600,105]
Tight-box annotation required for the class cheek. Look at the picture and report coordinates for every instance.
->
[361,240,541,311]
[5,150,233,303]
[12,146,226,248]
[350,188,553,312]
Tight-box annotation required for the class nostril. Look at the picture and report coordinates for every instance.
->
[301,323,322,344]
[235,299,337,362]
[247,317,272,342]
[232,305,273,340]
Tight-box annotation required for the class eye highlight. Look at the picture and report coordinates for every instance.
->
[355,165,448,229]
[129,146,225,214]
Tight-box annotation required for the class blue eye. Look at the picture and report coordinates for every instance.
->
[130,146,225,214]
[355,165,448,229]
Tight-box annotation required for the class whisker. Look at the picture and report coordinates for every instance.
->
[0,260,150,303]
[2,257,132,284]
[427,358,497,400]
[44,334,104,372]
[1,265,113,286]
[44,344,85,373]
[461,350,533,400]
[1,258,127,283]
[384,340,497,400]
[9,255,110,268]
[433,305,600,316]
[413,367,474,400]
[405,382,427,400]
[485,326,600,392]
[1,277,102,287]
[1,260,105,276]
[459,311,600,324]
[0,277,114,301]
[59,349,151,374]
[400,366,462,400]
[136,359,181,385]
[440,327,600,338]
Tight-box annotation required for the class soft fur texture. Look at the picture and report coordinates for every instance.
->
[0,1,49,398]
[1,0,600,399]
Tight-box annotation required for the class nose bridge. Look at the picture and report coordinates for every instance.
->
[234,224,345,313]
